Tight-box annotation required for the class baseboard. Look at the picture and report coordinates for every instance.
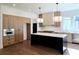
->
[72,42,79,44]
[67,41,79,44]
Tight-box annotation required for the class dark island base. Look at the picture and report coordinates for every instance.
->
[31,34,67,54]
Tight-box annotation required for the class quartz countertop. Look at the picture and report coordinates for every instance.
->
[31,33,67,38]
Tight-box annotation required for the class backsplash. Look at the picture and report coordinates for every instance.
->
[38,26,61,32]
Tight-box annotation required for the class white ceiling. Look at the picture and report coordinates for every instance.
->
[1,3,79,14]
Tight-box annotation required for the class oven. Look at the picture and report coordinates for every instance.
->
[3,29,14,36]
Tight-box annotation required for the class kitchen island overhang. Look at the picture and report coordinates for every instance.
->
[31,33,67,54]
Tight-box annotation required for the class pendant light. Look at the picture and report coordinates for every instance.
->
[54,3,61,22]
[54,3,61,16]
[37,7,43,23]
[53,3,62,27]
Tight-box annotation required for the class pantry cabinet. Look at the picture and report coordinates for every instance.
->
[3,14,31,47]
[14,16,23,43]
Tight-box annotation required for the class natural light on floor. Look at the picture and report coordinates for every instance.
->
[67,48,79,55]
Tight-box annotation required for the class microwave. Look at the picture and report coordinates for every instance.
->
[3,29,14,36]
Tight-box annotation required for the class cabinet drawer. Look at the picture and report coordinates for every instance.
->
[3,36,15,47]
[3,38,9,47]
[10,38,15,44]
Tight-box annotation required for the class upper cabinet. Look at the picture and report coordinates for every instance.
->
[3,14,10,29]
[42,12,54,26]
[3,14,15,29]
[42,11,62,27]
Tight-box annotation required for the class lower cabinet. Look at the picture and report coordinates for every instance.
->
[3,37,9,47]
[3,36,15,47]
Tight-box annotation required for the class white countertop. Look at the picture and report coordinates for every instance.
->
[32,33,67,38]
[38,30,79,34]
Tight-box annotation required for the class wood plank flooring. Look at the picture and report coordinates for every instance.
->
[0,40,79,55]
[0,40,61,55]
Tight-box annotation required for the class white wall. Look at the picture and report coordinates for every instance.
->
[62,9,79,17]
[1,5,38,19]
[0,5,38,49]
[0,12,3,49]
[0,5,3,49]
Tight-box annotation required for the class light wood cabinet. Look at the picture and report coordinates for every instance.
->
[14,16,23,43]
[3,14,15,29]
[9,15,15,28]
[3,14,31,47]
[22,17,31,23]
[42,13,53,26]
[3,36,15,47]
[42,12,61,27]
[3,15,9,29]
[3,36,10,47]
[10,36,15,44]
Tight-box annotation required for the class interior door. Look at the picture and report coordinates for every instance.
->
[27,23,31,40]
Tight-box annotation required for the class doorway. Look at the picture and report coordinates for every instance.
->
[26,23,31,40]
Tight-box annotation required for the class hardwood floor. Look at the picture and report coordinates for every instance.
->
[0,40,61,55]
[0,40,79,55]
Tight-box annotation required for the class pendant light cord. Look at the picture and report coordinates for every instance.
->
[56,3,59,12]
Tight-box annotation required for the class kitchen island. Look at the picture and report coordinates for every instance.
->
[31,33,67,54]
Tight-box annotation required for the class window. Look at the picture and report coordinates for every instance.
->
[61,17,72,32]
[61,16,79,33]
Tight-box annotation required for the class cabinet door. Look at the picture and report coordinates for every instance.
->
[3,36,10,47]
[14,16,23,43]
[18,23,23,42]
[9,15,14,28]
[10,36,15,44]
[3,14,14,29]
[3,14,9,29]
[18,17,23,42]
[3,36,15,47]
[43,13,53,25]
[14,16,19,43]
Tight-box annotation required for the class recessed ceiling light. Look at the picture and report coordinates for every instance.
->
[12,4,16,7]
